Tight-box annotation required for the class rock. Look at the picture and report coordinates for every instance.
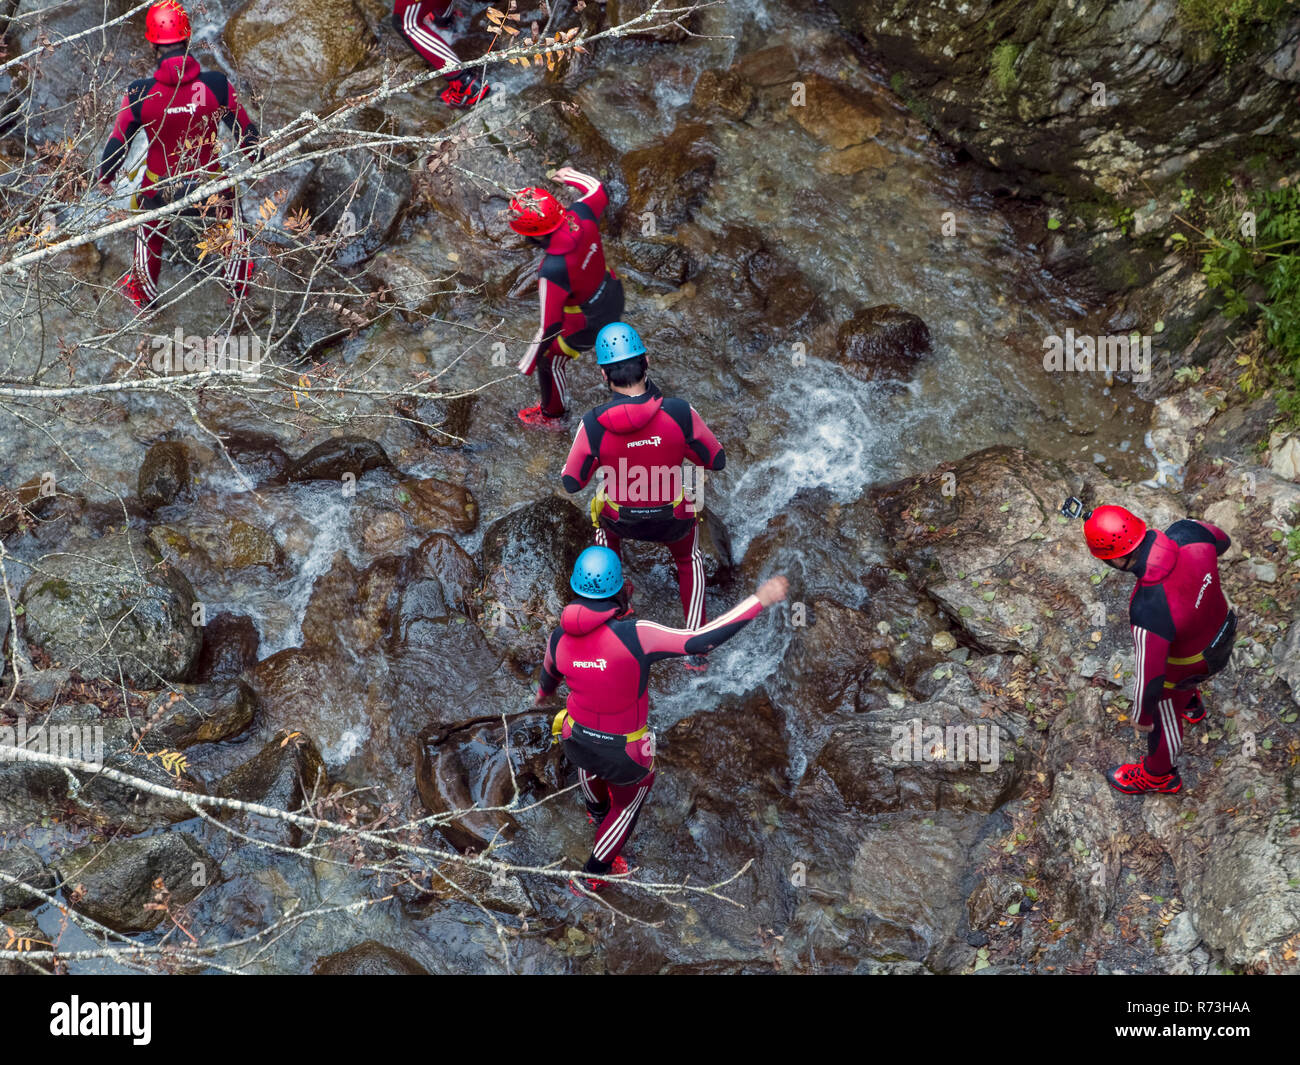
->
[225,0,373,122]
[19,530,202,686]
[0,844,55,911]
[140,681,258,749]
[313,941,429,975]
[835,305,931,381]
[53,833,216,933]
[414,533,479,614]
[803,670,1028,816]
[137,441,190,510]
[220,433,291,487]
[605,0,698,41]
[215,730,327,820]
[870,446,1179,663]
[0,761,68,828]
[477,496,591,664]
[7,666,74,708]
[415,713,554,852]
[150,516,283,572]
[690,68,754,119]
[288,436,393,483]
[248,649,371,768]
[1200,499,1243,562]
[0,909,53,974]
[790,72,885,150]
[814,141,892,176]
[931,631,957,653]
[1162,911,1201,955]
[1269,431,1300,481]
[1148,386,1227,476]
[392,476,479,534]
[73,740,205,834]
[1248,560,1278,584]
[1275,622,1300,705]
[966,873,1024,933]
[301,149,413,267]
[301,552,400,656]
[622,122,716,233]
[194,613,261,683]
[412,394,475,446]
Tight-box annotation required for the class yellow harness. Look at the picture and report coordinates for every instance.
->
[551,709,649,744]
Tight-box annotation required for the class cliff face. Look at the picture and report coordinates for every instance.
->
[826,0,1300,200]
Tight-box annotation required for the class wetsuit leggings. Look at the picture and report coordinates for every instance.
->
[393,0,461,75]
[1144,658,1206,776]
[578,768,654,876]
[133,187,251,305]
[536,276,624,416]
[596,518,705,629]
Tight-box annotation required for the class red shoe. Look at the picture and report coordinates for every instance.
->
[1105,762,1182,795]
[569,854,628,896]
[684,654,709,673]
[1179,691,1206,726]
[517,405,568,431]
[116,270,154,312]
[441,75,490,109]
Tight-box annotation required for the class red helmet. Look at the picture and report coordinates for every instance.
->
[1083,505,1147,559]
[508,187,564,236]
[145,1,191,45]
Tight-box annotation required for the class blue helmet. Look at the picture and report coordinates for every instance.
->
[595,323,646,366]
[570,545,623,598]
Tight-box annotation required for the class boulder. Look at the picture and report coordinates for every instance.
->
[835,305,931,382]
[313,940,429,974]
[19,530,202,686]
[621,122,716,233]
[140,681,258,749]
[193,613,261,683]
[137,441,190,510]
[0,844,55,911]
[53,833,217,933]
[288,436,393,483]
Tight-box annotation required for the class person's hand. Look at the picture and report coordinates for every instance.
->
[756,575,788,607]
[533,686,548,708]
[1132,719,1154,740]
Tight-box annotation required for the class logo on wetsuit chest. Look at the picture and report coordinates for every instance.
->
[581,242,598,269]
[626,436,662,448]
[165,102,202,116]
[1194,573,1214,608]
[572,659,608,670]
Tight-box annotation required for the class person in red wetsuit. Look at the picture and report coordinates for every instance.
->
[536,546,787,892]
[509,167,625,429]
[99,1,261,311]
[561,322,726,670]
[1068,500,1236,795]
[392,1,490,108]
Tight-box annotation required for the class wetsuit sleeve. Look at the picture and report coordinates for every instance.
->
[1130,584,1176,727]
[633,595,764,662]
[562,417,602,493]
[1194,520,1231,556]
[518,272,572,374]
[99,84,144,182]
[686,406,725,470]
[554,168,606,217]
[539,628,564,696]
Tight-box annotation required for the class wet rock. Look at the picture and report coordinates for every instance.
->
[1148,386,1227,475]
[615,239,697,288]
[249,649,371,768]
[6,666,74,709]
[746,237,824,328]
[803,670,1028,816]
[870,446,1179,663]
[411,393,476,446]
[53,833,216,933]
[73,743,205,835]
[778,599,891,715]
[150,516,284,572]
[313,940,429,975]
[605,0,698,41]
[215,730,327,820]
[790,72,885,151]
[478,496,591,665]
[622,122,716,233]
[690,68,754,119]
[220,433,291,487]
[140,682,258,749]
[835,305,931,382]
[966,873,1024,933]
[194,613,261,683]
[393,476,479,535]
[0,761,68,828]
[412,533,480,614]
[226,0,373,122]
[137,441,190,510]
[367,247,450,317]
[288,436,393,483]
[302,552,400,656]
[734,45,799,89]
[302,149,413,267]
[415,712,554,852]
[0,844,55,911]
[0,909,53,974]
[19,530,202,686]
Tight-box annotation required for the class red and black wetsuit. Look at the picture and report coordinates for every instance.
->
[562,382,726,628]
[540,594,766,874]
[393,0,462,74]
[100,53,260,305]
[518,172,624,416]
[1129,519,1232,775]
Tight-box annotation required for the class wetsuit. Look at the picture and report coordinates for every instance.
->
[393,1,461,73]
[1128,519,1233,776]
[562,381,725,628]
[518,172,624,416]
[540,594,766,874]
[101,54,260,306]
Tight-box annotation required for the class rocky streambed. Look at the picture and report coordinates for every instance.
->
[0,0,1298,974]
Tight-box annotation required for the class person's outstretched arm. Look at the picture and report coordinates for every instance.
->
[551,166,606,217]
[634,576,787,661]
